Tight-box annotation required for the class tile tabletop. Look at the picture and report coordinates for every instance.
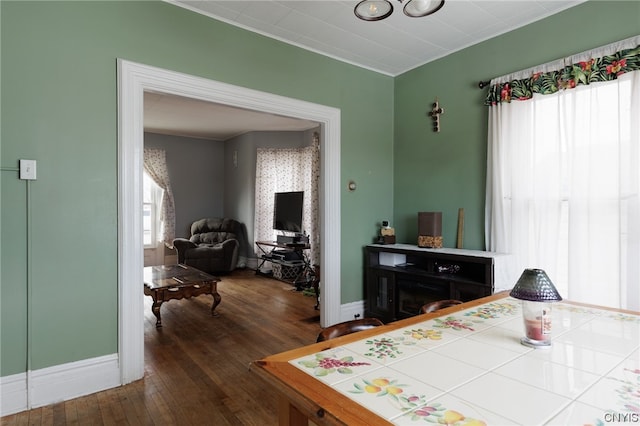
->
[289,297,640,425]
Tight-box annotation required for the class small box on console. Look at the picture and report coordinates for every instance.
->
[277,235,296,244]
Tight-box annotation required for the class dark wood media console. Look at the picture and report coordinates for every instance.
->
[365,243,514,322]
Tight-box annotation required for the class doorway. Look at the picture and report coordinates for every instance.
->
[117,59,342,384]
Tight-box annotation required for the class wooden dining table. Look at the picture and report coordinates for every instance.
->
[252,292,640,425]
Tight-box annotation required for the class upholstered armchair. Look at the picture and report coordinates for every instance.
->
[172,218,240,274]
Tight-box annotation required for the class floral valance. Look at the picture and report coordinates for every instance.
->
[484,43,640,106]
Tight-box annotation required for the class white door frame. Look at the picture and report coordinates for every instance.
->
[117,59,342,383]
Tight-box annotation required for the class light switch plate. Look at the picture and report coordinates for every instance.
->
[19,159,37,180]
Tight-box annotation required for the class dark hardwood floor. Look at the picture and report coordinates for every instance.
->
[1,269,321,425]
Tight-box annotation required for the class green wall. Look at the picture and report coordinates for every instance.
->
[0,1,393,375]
[394,0,640,249]
[1,0,638,377]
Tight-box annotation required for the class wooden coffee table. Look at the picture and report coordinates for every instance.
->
[143,264,221,327]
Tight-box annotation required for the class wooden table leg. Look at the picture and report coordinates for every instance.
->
[278,395,308,426]
[211,287,222,317]
[152,299,163,327]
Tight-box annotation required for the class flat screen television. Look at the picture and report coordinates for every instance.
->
[273,191,304,233]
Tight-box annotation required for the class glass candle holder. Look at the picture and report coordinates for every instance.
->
[520,301,552,348]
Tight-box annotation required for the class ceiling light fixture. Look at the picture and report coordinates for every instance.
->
[354,0,444,21]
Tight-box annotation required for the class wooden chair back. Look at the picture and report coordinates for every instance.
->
[316,318,383,343]
[420,299,463,314]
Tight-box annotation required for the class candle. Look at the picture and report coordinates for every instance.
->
[519,301,554,347]
[525,318,544,341]
[525,313,551,341]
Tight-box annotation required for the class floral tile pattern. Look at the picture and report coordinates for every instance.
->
[332,367,445,421]
[462,301,519,321]
[378,324,462,351]
[556,304,640,324]
[287,297,640,424]
[289,346,383,385]
[577,350,640,418]
[340,332,430,365]
[431,315,479,333]
[363,336,405,360]
[391,393,516,425]
[429,300,521,334]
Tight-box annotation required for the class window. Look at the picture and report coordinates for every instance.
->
[143,147,176,246]
[254,134,320,265]
[485,37,640,310]
[143,171,164,248]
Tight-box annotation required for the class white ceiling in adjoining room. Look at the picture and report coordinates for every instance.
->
[144,91,319,140]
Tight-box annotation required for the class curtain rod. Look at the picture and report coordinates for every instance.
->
[478,81,490,89]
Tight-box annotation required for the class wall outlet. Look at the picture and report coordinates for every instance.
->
[19,159,37,180]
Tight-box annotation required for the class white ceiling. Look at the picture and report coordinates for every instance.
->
[146,0,586,140]
[144,91,319,140]
[170,0,586,76]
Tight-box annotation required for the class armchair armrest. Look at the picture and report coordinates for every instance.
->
[172,238,197,263]
[219,239,240,271]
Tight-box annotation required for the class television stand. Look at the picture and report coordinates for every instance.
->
[255,240,310,284]
[255,240,319,309]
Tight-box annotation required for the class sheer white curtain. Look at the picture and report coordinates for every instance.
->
[254,135,320,264]
[485,37,640,310]
[143,148,176,246]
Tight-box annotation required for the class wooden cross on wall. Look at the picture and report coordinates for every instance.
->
[428,98,444,132]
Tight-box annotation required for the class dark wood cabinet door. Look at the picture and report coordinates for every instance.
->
[366,269,395,322]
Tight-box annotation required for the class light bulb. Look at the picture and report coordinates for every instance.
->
[413,0,431,11]
[404,0,443,17]
[355,0,393,21]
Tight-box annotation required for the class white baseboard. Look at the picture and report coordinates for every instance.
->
[339,300,365,323]
[0,300,366,416]
[245,256,259,270]
[1,354,120,417]
[0,373,28,416]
